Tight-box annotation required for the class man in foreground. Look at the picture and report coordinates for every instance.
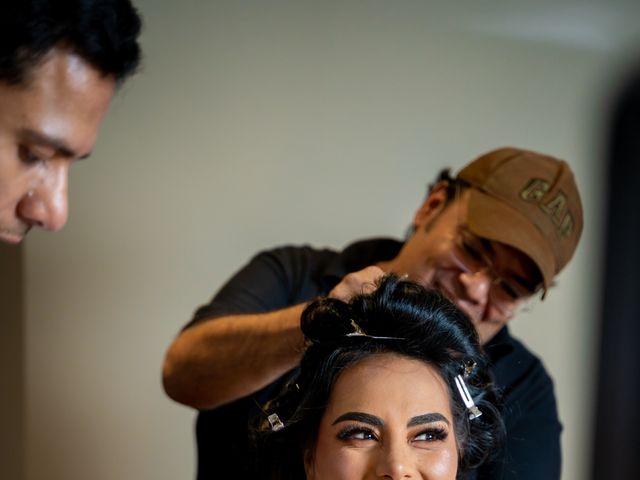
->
[164,147,583,479]
[0,0,142,244]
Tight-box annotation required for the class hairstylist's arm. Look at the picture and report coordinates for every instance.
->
[163,261,384,410]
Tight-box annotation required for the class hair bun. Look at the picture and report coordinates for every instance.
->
[300,298,359,343]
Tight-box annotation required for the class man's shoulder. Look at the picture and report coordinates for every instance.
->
[258,237,401,256]
[254,237,403,275]
[338,237,403,271]
[248,243,341,280]
[487,328,557,409]
[255,243,339,260]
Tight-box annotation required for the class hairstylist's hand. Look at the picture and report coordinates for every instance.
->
[328,265,386,302]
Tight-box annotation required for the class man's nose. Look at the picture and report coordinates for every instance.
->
[375,440,416,479]
[17,163,69,232]
[458,269,492,305]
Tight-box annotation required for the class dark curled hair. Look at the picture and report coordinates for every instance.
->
[429,168,470,204]
[0,0,142,86]
[404,168,471,238]
[252,274,504,479]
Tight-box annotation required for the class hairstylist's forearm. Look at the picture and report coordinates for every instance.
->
[162,303,307,409]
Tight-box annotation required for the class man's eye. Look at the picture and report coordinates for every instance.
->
[499,280,521,300]
[19,146,43,165]
[461,239,484,262]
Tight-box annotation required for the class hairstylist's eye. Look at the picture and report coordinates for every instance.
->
[499,280,521,300]
[461,238,485,263]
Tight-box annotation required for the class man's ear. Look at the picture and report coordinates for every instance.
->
[412,181,449,229]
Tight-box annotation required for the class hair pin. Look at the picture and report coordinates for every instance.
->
[267,413,285,432]
[346,319,367,336]
[344,319,405,341]
[454,374,482,420]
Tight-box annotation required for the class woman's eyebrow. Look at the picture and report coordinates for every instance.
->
[332,411,383,427]
[407,412,450,427]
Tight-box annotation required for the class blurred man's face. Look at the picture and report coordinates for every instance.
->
[382,186,541,344]
[0,47,115,243]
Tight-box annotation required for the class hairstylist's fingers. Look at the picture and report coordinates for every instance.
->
[328,265,386,301]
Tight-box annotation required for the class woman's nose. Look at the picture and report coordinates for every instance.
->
[375,441,416,479]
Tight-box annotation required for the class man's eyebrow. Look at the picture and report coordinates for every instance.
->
[19,129,90,159]
[332,412,383,427]
[407,412,450,427]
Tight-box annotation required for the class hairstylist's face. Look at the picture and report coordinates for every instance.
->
[0,47,115,243]
[305,353,458,480]
[381,185,540,344]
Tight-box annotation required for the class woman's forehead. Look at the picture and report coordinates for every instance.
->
[325,353,452,420]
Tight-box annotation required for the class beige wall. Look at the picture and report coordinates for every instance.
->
[20,1,640,479]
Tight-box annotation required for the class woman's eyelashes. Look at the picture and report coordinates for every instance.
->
[336,424,449,444]
[337,424,378,443]
[413,427,448,443]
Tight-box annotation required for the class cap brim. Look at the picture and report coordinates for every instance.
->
[465,189,554,290]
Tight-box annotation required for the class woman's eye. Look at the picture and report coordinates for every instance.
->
[414,428,447,442]
[352,430,375,440]
[337,427,377,442]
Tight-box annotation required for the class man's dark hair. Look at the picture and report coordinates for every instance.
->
[428,168,471,205]
[0,0,142,86]
[402,168,470,238]
[252,274,504,479]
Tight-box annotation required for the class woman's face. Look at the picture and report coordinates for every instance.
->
[305,353,458,480]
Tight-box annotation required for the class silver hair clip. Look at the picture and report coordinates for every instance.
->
[267,413,285,432]
[454,374,482,420]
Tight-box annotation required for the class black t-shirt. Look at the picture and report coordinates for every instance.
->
[189,239,561,479]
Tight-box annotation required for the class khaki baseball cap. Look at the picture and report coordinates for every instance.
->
[456,147,583,291]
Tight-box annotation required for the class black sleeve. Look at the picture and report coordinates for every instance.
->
[186,245,334,327]
[478,356,562,479]
[190,245,336,480]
